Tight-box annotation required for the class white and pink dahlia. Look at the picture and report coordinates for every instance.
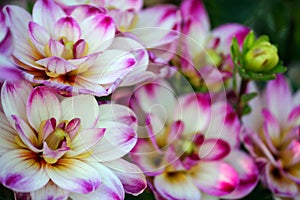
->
[178,0,250,90]
[55,0,181,81]
[129,81,258,200]
[0,80,146,199]
[3,0,148,96]
[243,75,300,199]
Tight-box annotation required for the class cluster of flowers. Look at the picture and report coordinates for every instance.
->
[0,0,299,199]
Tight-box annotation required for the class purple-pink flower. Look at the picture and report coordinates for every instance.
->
[55,0,181,83]
[0,80,146,199]
[243,75,300,199]
[2,0,150,96]
[129,81,258,199]
[178,0,250,91]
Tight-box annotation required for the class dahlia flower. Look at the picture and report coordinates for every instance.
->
[55,0,181,82]
[178,0,250,90]
[243,75,300,199]
[0,80,146,199]
[129,81,258,199]
[3,0,148,96]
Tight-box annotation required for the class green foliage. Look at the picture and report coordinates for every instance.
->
[231,32,286,81]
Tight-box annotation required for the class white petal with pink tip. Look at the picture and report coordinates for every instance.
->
[0,149,49,192]
[103,158,146,195]
[46,158,101,194]
[61,95,99,128]
[190,161,239,196]
[154,172,201,200]
[26,86,61,131]
[70,162,124,199]
[1,80,33,127]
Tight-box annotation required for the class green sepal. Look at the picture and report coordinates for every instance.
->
[242,104,252,116]
[241,92,257,106]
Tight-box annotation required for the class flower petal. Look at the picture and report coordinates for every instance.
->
[28,21,51,56]
[131,80,176,124]
[70,77,108,96]
[262,109,281,152]
[89,122,136,162]
[106,0,143,11]
[108,36,149,86]
[0,149,49,192]
[53,16,81,42]
[145,112,168,151]
[61,94,99,128]
[4,5,42,64]
[154,171,201,200]
[26,86,61,131]
[0,28,14,55]
[30,181,69,200]
[70,162,124,200]
[265,75,293,126]
[132,5,180,48]
[67,128,105,157]
[1,80,33,127]
[190,161,239,196]
[32,0,65,34]
[180,0,210,57]
[264,163,298,197]
[98,103,138,131]
[205,102,240,148]
[45,39,65,57]
[211,23,250,54]
[103,159,146,195]
[282,140,300,179]
[80,13,115,52]
[3,5,32,50]
[222,151,259,199]
[180,0,210,33]
[198,139,230,161]
[130,139,166,176]
[12,115,41,153]
[174,93,211,135]
[81,49,136,85]
[0,55,22,81]
[36,57,79,76]
[288,105,300,126]
[0,112,18,153]
[43,142,69,164]
[46,158,101,194]
[70,5,105,24]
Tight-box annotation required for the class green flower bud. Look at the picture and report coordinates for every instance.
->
[243,41,279,72]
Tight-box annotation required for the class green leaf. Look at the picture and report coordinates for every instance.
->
[268,61,287,74]
[241,92,258,105]
[253,35,270,46]
[242,104,252,116]
[242,31,256,54]
[231,37,241,61]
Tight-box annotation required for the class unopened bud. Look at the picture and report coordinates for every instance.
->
[244,41,279,72]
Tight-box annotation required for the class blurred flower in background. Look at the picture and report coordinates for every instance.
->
[175,0,250,92]
[243,75,300,199]
[129,81,258,200]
